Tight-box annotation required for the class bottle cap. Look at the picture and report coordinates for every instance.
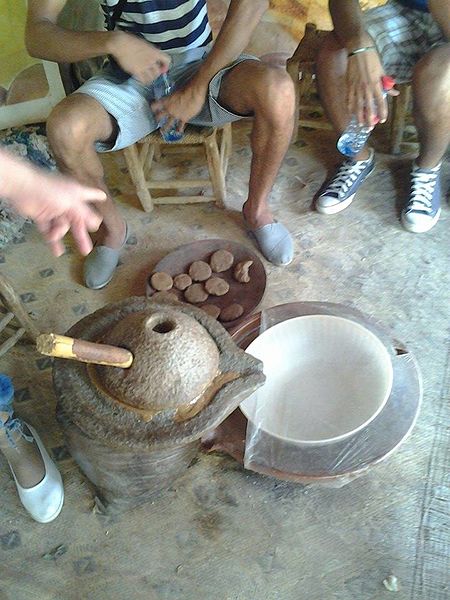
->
[381,75,396,91]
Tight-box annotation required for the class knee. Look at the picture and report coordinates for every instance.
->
[47,99,94,156]
[255,66,296,121]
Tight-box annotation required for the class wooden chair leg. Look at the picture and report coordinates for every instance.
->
[286,59,301,143]
[204,132,226,208]
[123,144,154,212]
[390,85,411,155]
[142,143,156,178]
[220,123,232,175]
[0,273,40,343]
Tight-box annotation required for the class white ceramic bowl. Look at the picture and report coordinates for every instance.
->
[240,315,393,445]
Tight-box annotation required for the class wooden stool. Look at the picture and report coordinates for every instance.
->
[286,23,415,154]
[286,23,331,135]
[123,123,232,212]
[0,273,39,357]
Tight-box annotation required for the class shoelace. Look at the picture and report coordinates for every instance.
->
[325,159,371,198]
[407,170,438,214]
[0,416,33,449]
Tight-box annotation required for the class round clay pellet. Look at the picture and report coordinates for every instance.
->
[219,303,244,322]
[189,261,212,282]
[200,304,221,319]
[184,283,208,304]
[152,291,178,303]
[150,272,173,291]
[204,277,229,296]
[173,273,192,291]
[210,249,234,273]
[233,260,253,283]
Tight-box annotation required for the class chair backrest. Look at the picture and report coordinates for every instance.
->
[0,0,66,130]
[0,61,66,130]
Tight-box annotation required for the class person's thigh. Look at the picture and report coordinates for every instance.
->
[73,67,159,151]
[179,55,260,128]
[363,0,446,82]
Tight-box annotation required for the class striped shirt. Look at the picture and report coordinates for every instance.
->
[102,0,213,54]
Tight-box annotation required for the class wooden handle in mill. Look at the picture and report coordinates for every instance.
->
[36,333,133,368]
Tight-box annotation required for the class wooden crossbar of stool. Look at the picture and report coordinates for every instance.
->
[123,123,232,212]
[0,273,40,357]
[287,23,415,154]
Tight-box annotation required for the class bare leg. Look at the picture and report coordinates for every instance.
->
[218,61,296,229]
[412,44,450,169]
[46,94,126,249]
[316,33,370,161]
[0,412,45,488]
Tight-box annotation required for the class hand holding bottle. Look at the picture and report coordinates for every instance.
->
[337,75,397,158]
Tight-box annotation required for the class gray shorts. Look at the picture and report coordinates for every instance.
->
[363,0,446,83]
[74,52,258,152]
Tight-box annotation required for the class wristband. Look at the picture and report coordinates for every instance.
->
[348,45,377,57]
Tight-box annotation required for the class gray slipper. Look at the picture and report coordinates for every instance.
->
[247,221,294,266]
[83,223,128,290]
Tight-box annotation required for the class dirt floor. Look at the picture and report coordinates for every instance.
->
[0,122,449,600]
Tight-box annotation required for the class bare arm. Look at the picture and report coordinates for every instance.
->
[26,0,113,63]
[191,0,269,89]
[329,0,371,50]
[0,149,106,256]
[428,0,450,39]
[26,0,170,83]
[151,0,269,129]
[329,0,388,126]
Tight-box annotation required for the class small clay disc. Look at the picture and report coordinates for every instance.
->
[152,291,179,303]
[189,261,212,282]
[204,277,229,296]
[219,303,244,322]
[233,260,253,283]
[200,304,221,319]
[150,272,173,291]
[173,273,192,291]
[184,283,208,304]
[210,249,234,273]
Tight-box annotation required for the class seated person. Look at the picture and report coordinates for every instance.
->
[25,0,296,290]
[315,0,449,233]
[0,148,105,521]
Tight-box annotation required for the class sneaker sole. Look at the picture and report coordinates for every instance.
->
[316,192,356,215]
[401,208,441,233]
[315,161,375,215]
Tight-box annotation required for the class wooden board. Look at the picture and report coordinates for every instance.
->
[146,238,266,328]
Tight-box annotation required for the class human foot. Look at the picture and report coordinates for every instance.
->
[84,220,128,289]
[0,418,64,522]
[242,201,293,266]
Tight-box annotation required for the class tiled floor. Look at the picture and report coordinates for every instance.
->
[0,122,449,600]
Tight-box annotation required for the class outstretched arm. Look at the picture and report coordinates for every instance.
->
[0,149,106,257]
[151,0,269,130]
[26,0,170,84]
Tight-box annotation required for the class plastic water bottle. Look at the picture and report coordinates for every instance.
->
[152,73,184,143]
[337,76,395,158]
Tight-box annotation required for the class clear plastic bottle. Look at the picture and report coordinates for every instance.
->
[152,72,184,143]
[337,76,395,158]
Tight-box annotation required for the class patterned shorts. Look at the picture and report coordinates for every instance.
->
[74,53,258,152]
[364,0,446,82]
